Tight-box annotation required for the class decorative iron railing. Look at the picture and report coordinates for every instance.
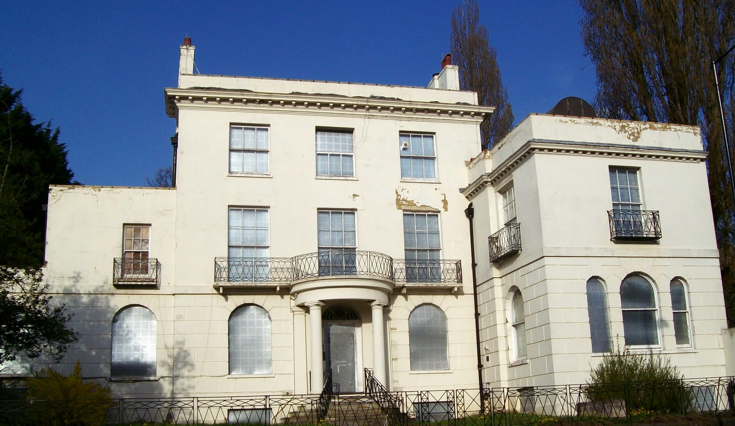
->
[489,223,522,262]
[393,259,462,284]
[292,250,394,281]
[608,210,662,241]
[365,368,409,426]
[113,258,161,287]
[316,369,333,421]
[214,257,293,283]
[1,376,734,426]
[214,251,462,286]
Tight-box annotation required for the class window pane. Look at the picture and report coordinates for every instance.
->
[316,154,328,175]
[242,128,256,149]
[515,322,527,358]
[329,155,341,175]
[622,310,659,346]
[342,155,354,176]
[423,136,435,156]
[111,306,157,377]
[512,291,525,323]
[620,276,655,308]
[409,305,448,371]
[230,127,244,149]
[673,312,690,345]
[229,305,272,375]
[256,129,268,150]
[671,281,687,310]
[400,158,411,176]
[586,278,611,353]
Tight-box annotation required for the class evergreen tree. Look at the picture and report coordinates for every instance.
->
[0,76,77,364]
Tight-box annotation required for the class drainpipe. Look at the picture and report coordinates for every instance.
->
[464,203,485,413]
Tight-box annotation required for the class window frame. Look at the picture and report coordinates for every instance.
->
[316,129,355,178]
[670,278,692,347]
[402,212,442,282]
[586,277,611,353]
[111,305,157,378]
[501,185,516,225]
[620,274,661,348]
[317,210,357,276]
[228,207,270,282]
[511,289,527,361]
[399,132,438,181]
[122,224,151,276]
[408,304,449,371]
[228,304,273,375]
[229,124,270,175]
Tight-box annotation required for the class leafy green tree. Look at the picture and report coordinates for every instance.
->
[580,0,735,325]
[450,0,514,149]
[0,76,77,365]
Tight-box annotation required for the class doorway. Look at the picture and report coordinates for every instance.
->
[323,322,358,393]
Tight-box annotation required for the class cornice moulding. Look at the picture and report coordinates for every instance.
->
[463,139,707,200]
[164,88,493,122]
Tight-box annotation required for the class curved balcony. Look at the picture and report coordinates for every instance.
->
[213,250,461,291]
[489,223,522,263]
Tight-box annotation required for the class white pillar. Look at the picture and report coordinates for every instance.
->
[292,307,308,395]
[306,302,324,394]
[371,301,387,387]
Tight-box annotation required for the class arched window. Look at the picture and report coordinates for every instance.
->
[511,290,527,360]
[409,304,448,371]
[229,305,272,375]
[111,306,157,377]
[670,279,691,346]
[586,278,611,353]
[620,275,659,346]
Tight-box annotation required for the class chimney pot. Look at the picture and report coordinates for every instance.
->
[442,54,452,69]
[184,37,192,46]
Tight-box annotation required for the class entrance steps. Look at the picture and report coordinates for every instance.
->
[282,394,391,426]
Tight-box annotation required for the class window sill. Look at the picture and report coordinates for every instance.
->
[316,175,358,181]
[109,376,159,382]
[228,173,272,179]
[408,370,452,375]
[226,374,276,379]
[509,359,528,367]
[400,179,441,184]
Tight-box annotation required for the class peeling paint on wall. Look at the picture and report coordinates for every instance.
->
[394,188,440,212]
[441,193,448,211]
[559,117,700,143]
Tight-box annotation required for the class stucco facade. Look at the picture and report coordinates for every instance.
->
[26,41,728,398]
[465,115,728,388]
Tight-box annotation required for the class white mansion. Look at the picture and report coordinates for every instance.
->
[31,39,728,397]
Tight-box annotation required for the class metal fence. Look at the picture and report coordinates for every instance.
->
[488,223,521,263]
[2,376,733,425]
[607,210,662,241]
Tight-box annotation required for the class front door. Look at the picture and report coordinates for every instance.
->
[324,323,356,393]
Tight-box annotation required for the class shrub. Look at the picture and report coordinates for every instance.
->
[586,346,690,415]
[25,361,114,426]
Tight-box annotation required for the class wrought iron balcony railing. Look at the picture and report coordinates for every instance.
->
[489,223,522,263]
[393,259,462,284]
[214,251,462,286]
[113,258,161,287]
[608,210,661,241]
[214,257,294,283]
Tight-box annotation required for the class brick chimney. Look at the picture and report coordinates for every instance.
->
[427,53,459,90]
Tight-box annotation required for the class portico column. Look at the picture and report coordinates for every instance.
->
[371,301,387,387]
[306,302,324,394]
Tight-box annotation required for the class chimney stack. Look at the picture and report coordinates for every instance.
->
[427,53,459,91]
[442,54,452,69]
[179,37,195,87]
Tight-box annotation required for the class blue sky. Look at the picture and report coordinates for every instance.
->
[0,1,596,187]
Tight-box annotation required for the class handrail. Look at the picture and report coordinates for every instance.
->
[316,369,333,421]
[364,368,407,426]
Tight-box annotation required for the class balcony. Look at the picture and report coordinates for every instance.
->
[489,223,522,263]
[113,258,161,288]
[213,250,462,290]
[608,210,662,242]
